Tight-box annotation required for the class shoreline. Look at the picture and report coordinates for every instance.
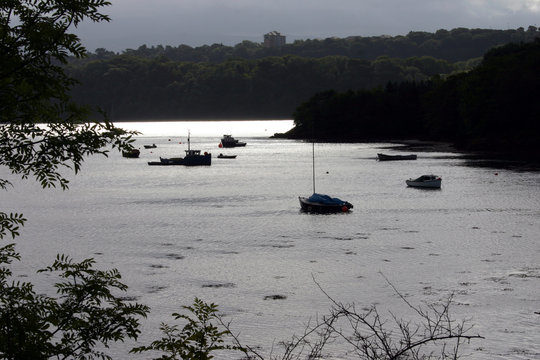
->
[111,117,292,123]
[373,139,459,153]
[382,140,540,170]
[273,135,540,170]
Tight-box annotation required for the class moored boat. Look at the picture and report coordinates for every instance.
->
[144,144,157,149]
[220,134,246,148]
[217,153,237,159]
[299,193,353,213]
[406,174,442,188]
[122,149,140,158]
[377,153,417,161]
[148,150,211,166]
[148,132,211,166]
[299,141,353,214]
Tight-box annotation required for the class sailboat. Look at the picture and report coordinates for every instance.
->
[298,142,353,213]
[148,131,211,166]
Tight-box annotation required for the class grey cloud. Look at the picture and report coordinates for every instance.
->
[75,0,540,51]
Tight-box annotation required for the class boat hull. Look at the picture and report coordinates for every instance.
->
[221,142,246,148]
[377,153,417,161]
[299,197,353,213]
[148,154,211,166]
[220,134,247,148]
[406,175,442,189]
[406,179,441,188]
[122,149,140,158]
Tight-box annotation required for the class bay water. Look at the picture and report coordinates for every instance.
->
[2,120,539,359]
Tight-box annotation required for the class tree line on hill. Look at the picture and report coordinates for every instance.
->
[85,26,539,63]
[68,54,478,120]
[285,39,540,156]
[67,26,539,122]
[67,26,539,156]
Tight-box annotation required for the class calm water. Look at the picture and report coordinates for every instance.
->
[2,121,540,359]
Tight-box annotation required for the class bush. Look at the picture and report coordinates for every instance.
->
[131,298,245,359]
[0,244,149,360]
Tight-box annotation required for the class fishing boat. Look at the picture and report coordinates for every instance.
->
[148,132,211,166]
[220,134,246,148]
[217,153,237,159]
[377,153,417,161]
[406,174,442,188]
[299,142,353,213]
[122,149,140,158]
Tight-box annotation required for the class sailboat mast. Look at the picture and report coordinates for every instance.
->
[188,130,190,151]
[312,141,316,194]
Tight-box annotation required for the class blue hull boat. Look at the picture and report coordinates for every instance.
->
[299,193,353,214]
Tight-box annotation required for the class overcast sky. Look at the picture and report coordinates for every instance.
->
[75,0,540,52]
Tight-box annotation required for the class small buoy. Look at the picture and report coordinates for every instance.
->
[342,205,348,212]
[495,173,498,176]
[218,143,223,148]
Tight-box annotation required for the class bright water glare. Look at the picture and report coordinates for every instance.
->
[2,120,539,359]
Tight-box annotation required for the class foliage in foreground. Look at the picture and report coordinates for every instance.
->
[221,277,483,360]
[129,277,483,360]
[1,0,139,251]
[0,252,484,360]
[0,243,149,360]
[131,298,245,359]
[1,1,143,359]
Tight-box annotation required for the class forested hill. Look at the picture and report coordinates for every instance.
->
[68,26,539,122]
[68,54,477,120]
[84,26,539,63]
[285,39,540,156]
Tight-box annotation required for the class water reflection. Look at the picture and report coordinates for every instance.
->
[114,119,295,137]
[3,121,539,360]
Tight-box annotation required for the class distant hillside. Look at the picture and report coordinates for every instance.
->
[81,26,540,63]
[68,26,539,121]
[68,55,476,120]
[286,39,540,156]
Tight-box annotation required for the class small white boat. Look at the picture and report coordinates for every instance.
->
[406,174,442,188]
